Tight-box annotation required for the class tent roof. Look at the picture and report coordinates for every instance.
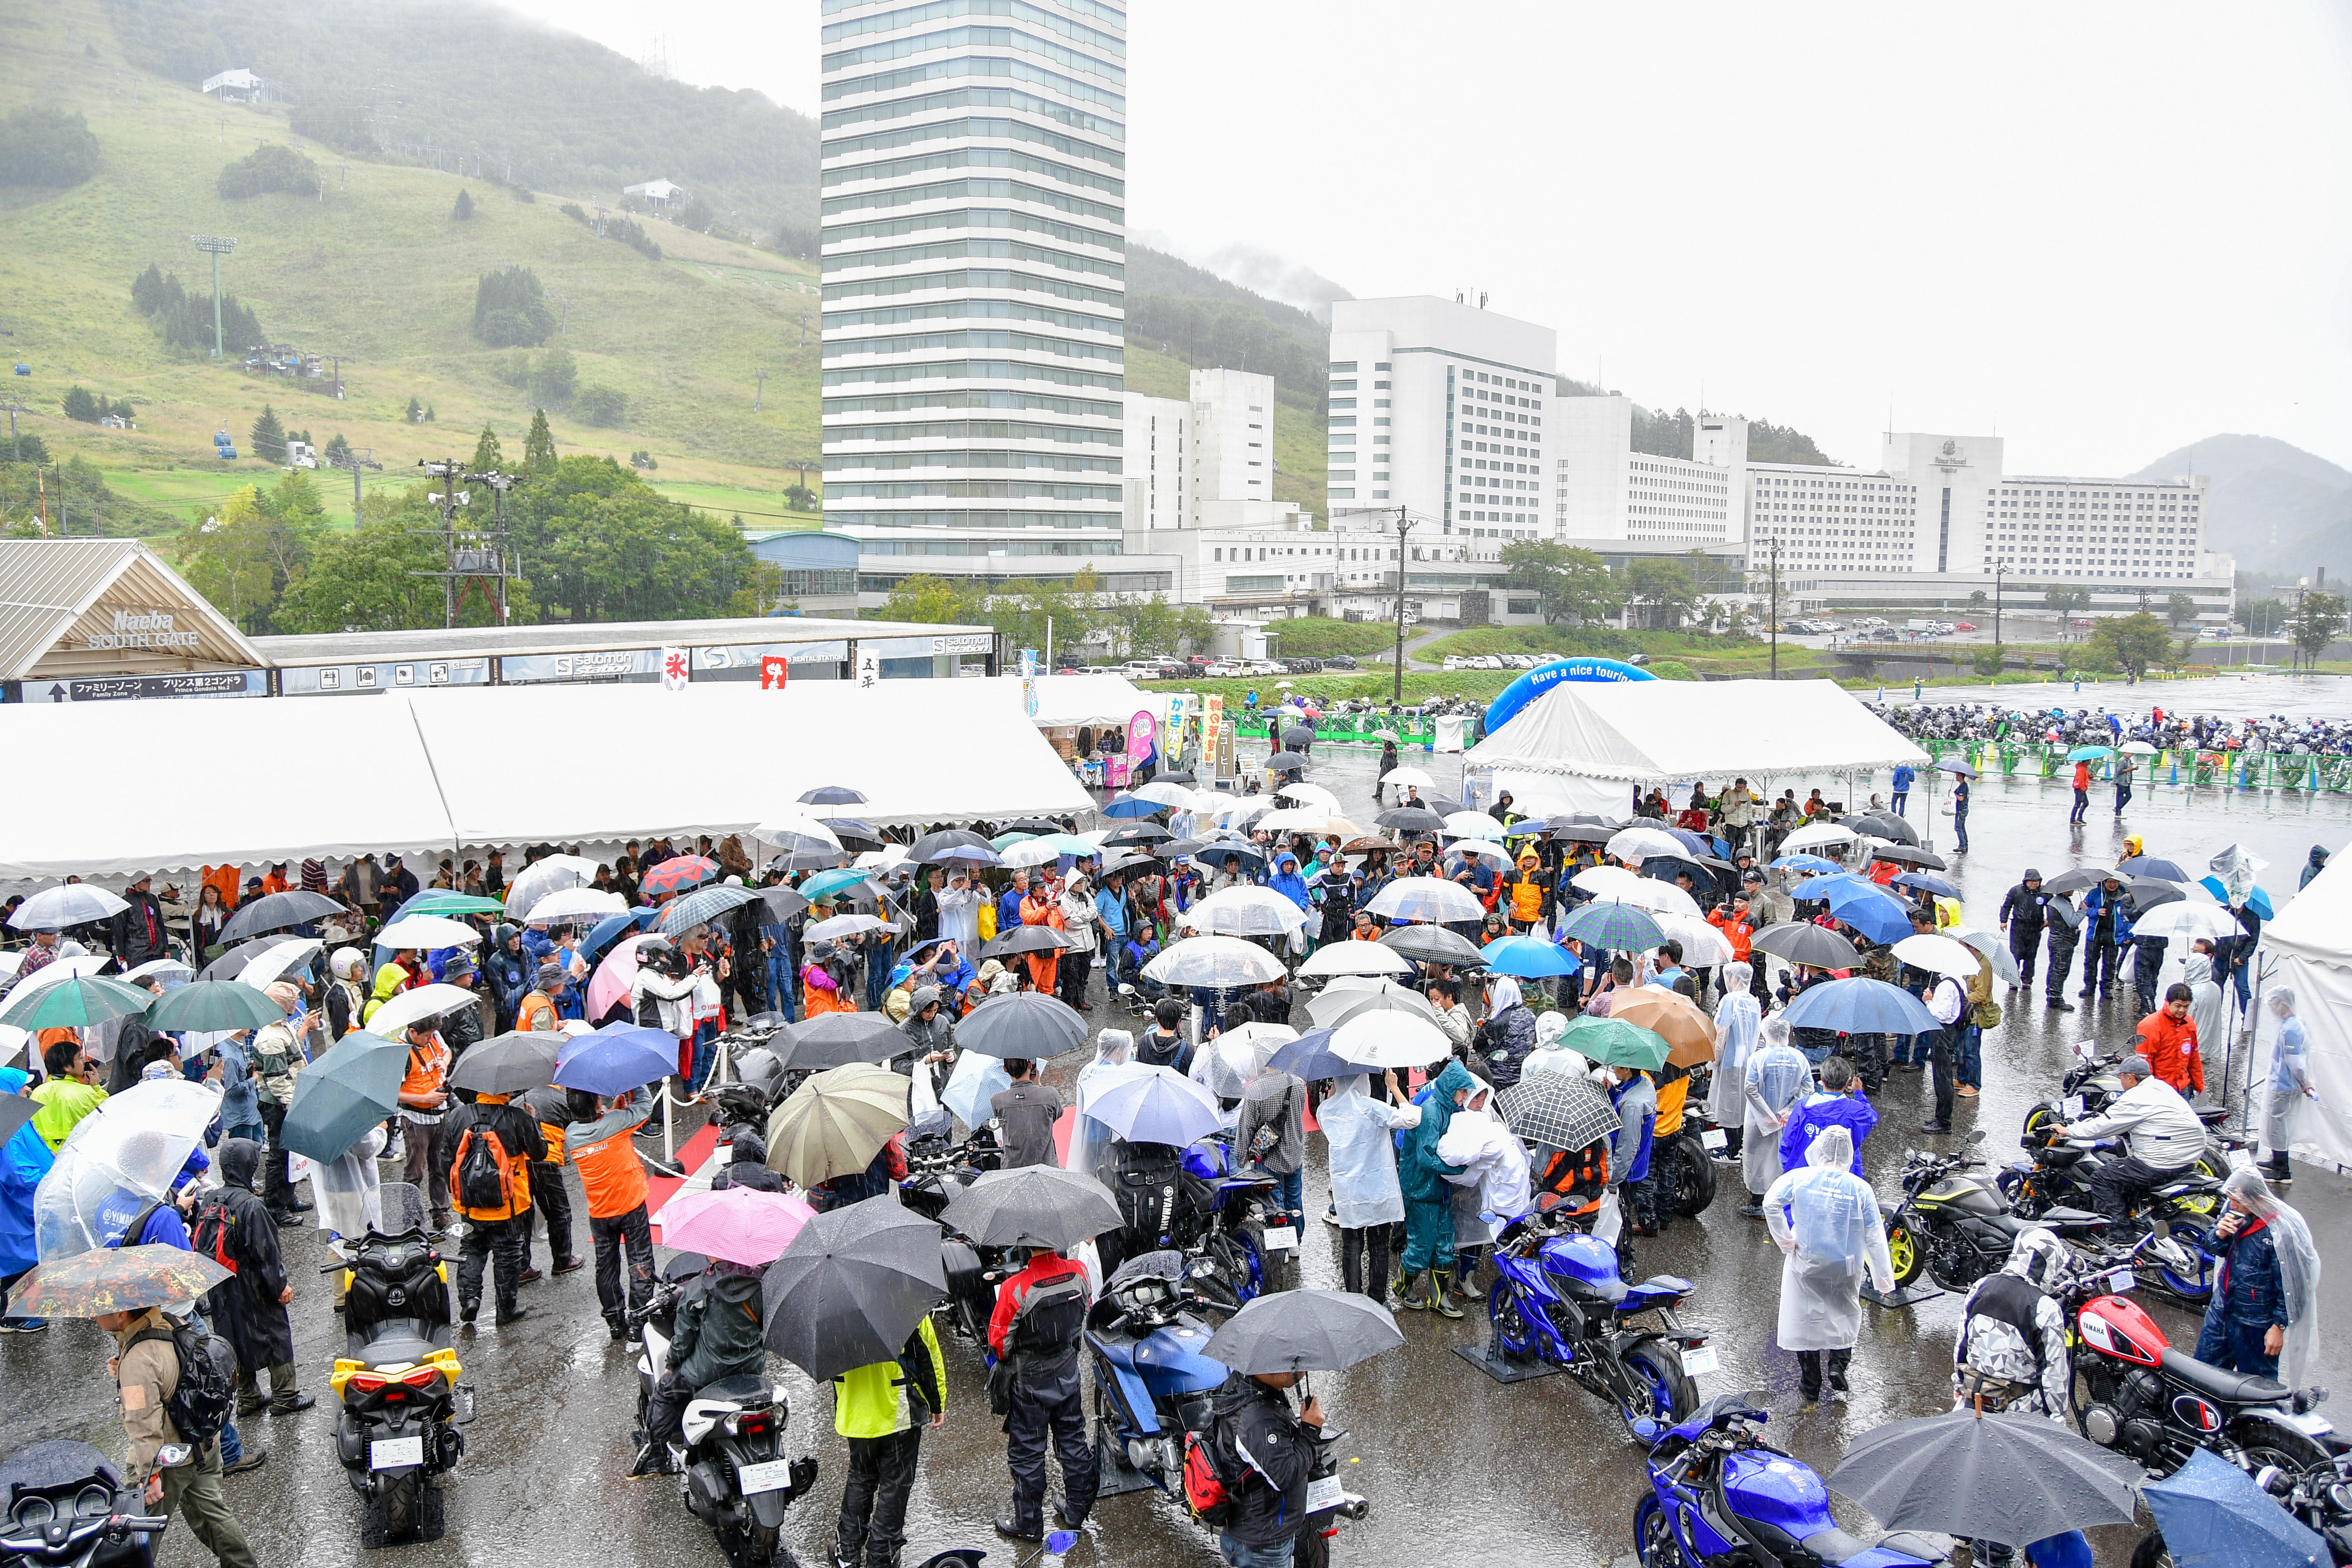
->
[2256,834,2352,967]
[0,539,265,681]
[1463,677,1928,784]
[1007,672,1154,729]
[0,679,1091,881]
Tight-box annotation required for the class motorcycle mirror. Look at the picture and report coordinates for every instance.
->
[1966,1129,1987,1146]
[153,1443,193,1470]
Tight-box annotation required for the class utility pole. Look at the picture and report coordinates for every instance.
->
[418,458,468,628]
[469,469,521,624]
[1391,506,1416,703]
[754,368,767,413]
[784,457,819,509]
[0,398,25,464]
[190,234,238,359]
[1993,562,2005,649]
[1767,539,1782,679]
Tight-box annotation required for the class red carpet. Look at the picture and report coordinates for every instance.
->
[645,1120,723,1244]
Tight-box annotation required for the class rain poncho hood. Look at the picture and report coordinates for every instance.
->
[1266,856,1311,912]
[2222,1166,2322,1388]
[1067,1028,1134,1184]
[1320,1074,1420,1229]
[1761,1123,1893,1350]
[361,961,406,1022]
[1485,976,1524,1015]
[1436,1082,1530,1241]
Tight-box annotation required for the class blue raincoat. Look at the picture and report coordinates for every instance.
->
[1266,855,1312,914]
[0,1067,56,1279]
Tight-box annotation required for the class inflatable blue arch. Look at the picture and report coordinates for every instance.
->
[1483,656,1655,735]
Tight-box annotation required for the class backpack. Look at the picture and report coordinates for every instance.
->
[1182,1427,1237,1526]
[454,1121,523,1213]
[187,1195,237,1275]
[128,1317,238,1445]
[1006,1272,1086,1360]
[108,1198,167,1252]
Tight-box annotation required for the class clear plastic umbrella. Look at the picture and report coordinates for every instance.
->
[359,982,482,1038]
[1891,934,1982,978]
[32,1078,223,1260]
[1180,887,1309,937]
[1364,876,1484,924]
[374,915,486,950]
[523,888,627,926]
[1297,943,1413,979]
[1141,936,1287,988]
[8,885,128,931]
[500,854,599,917]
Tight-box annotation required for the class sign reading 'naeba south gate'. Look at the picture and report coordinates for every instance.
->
[80,608,202,653]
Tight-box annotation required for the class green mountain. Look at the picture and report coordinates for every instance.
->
[2131,434,2352,580]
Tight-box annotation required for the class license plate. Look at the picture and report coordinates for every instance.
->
[1304,1474,1345,1514]
[2227,1146,2254,1171]
[1261,1225,1298,1252]
[1700,1129,1727,1152]
[2061,1095,2086,1120]
[737,1458,795,1496]
[2108,1269,2136,1293]
[368,1436,425,1471]
[1680,1345,1720,1377]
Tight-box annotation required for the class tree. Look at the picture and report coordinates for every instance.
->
[2235,596,2285,637]
[1968,590,1987,611]
[523,409,557,471]
[2287,591,2347,665]
[1971,644,2006,678]
[1624,557,1698,630]
[1097,593,1212,657]
[250,405,287,464]
[471,264,555,348]
[62,386,101,423]
[878,574,978,626]
[2088,611,2175,681]
[574,385,626,426]
[217,144,320,200]
[406,395,425,425]
[469,424,504,474]
[1,107,101,188]
[505,457,755,623]
[274,492,454,633]
[534,345,577,406]
[2164,592,2197,629]
[1501,539,1619,625]
[175,478,326,632]
[321,432,351,466]
[451,188,474,220]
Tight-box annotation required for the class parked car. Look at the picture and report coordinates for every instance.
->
[1204,661,1245,678]
[1282,657,1322,673]
[1953,622,1977,632]
[1322,653,1359,670]
[1443,655,1471,670]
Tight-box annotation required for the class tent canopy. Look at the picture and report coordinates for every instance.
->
[0,680,1092,881]
[1465,677,1928,786]
[2255,836,2352,1172]
[1006,673,1153,730]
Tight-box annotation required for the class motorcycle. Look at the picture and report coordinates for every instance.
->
[1084,1252,1366,1568]
[1633,1396,1948,1568]
[1657,1070,1723,1220]
[1171,1131,1291,1302]
[0,1442,188,1568]
[2001,1131,2218,1303]
[630,1279,817,1568]
[2055,1244,2338,1478]
[1880,1130,2112,1294]
[1484,1205,1710,1442]
[898,1135,1008,1346]
[2020,1051,2240,1204]
[328,1183,472,1546]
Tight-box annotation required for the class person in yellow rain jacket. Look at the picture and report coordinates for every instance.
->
[831,1316,946,1568]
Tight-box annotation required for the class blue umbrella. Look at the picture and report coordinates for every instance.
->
[1480,934,1582,978]
[2142,1448,2330,1568]
[1797,879,1915,945]
[1264,1027,1352,1082]
[2197,876,2273,920]
[1771,855,1847,876]
[1781,977,1943,1036]
[1191,844,1268,874]
[281,1030,408,1163]
[2067,745,2114,762]
[1890,872,1962,900]
[1101,794,1165,819]
[585,906,661,964]
[799,868,872,904]
[554,1024,681,1095]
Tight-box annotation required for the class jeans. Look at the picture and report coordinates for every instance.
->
[225,1121,264,1147]
[689,1021,718,1093]
[1265,1168,1304,1233]
[766,950,796,1023]
[2114,785,2132,815]
[2193,1303,2280,1378]
[838,1427,923,1568]
[592,1205,655,1333]
[1889,790,1908,816]
[1220,1537,1296,1568]
[1953,803,1968,849]
[2069,789,2089,824]
[1954,1024,1982,1090]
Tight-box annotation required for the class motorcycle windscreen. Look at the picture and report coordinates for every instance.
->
[376,1181,430,1237]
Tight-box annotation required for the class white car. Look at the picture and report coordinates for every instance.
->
[1204,661,1244,678]
[1443,655,1472,670]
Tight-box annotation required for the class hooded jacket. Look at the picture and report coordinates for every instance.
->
[1210,1372,1315,1549]
[204,1137,294,1369]
[1399,1059,1476,1205]
[1473,978,1538,1088]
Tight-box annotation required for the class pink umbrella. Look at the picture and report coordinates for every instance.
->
[587,933,665,1023]
[653,1186,815,1265]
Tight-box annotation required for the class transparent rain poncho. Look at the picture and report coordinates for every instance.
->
[1710,966,1761,1127]
[1741,1019,1814,1197]
[1067,1028,1135,1185]
[1762,1123,1893,1350]
[2222,1165,2322,1390]
[1319,1073,1420,1229]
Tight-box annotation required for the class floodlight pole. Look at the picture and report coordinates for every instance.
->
[1392,506,1416,704]
[190,234,238,359]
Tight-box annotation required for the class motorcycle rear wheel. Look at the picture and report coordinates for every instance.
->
[1664,1134,1718,1217]
[2228,1419,2332,1478]
[381,1472,417,1543]
[1619,1337,1699,1443]
[718,1521,785,1568]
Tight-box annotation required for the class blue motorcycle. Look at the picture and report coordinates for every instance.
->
[1156,1132,1289,1309]
[1635,1396,1951,1568]
[1485,1209,1709,1442]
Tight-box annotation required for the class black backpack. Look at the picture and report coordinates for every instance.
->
[127,1317,238,1445]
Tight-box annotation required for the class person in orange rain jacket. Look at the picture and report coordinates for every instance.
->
[1505,852,1549,932]
[567,1087,654,1341]
[1020,878,1064,994]
[2136,985,2206,1096]
[1709,898,1753,965]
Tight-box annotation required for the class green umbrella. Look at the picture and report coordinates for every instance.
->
[989,831,1039,850]
[1559,1015,1671,1072]
[0,975,155,1032]
[281,1029,408,1163]
[144,978,286,1034]
[1558,901,1667,952]
[798,868,872,904]
[398,890,509,918]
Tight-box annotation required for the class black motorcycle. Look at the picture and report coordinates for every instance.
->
[898,1134,1007,1346]
[2020,1051,2240,1201]
[0,1442,186,1568]
[1880,1130,2111,1293]
[2001,1130,2217,1303]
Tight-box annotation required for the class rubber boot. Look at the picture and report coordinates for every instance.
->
[1397,1271,1433,1312]
[1428,1271,1466,1319]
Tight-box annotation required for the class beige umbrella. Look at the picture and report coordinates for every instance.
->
[765,1062,910,1188]
[1606,988,1719,1067]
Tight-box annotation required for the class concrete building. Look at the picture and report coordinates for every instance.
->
[1327,296,1556,540]
[1190,367,1276,507]
[1121,366,1279,536]
[1549,397,1748,552]
[817,0,1134,603]
[1123,392,1192,534]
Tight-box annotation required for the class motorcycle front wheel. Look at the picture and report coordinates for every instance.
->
[1488,1280,1536,1359]
[1633,1494,1686,1568]
[2227,1418,2333,1478]
[1619,1337,1699,1443]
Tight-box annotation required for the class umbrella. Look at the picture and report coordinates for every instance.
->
[1331,1010,1449,1069]
[118,958,192,986]
[1573,867,1701,918]
[2131,902,2240,942]
[761,1198,945,1382]
[1868,844,1946,870]
[361,982,481,1039]
[821,819,886,852]
[1190,844,1269,877]
[1378,924,1487,967]
[940,1165,1123,1252]
[376,914,486,950]
[1890,872,1962,900]
[1770,855,1848,875]
[1780,822,1860,853]
[30,1078,222,1259]
[554,1024,681,1095]
[1749,923,1862,970]
[143,979,284,1034]
[281,1029,407,1162]
[1780,976,1942,1035]
[2141,1447,2332,1568]
[798,868,874,904]
[500,854,599,917]
[775,1013,907,1072]
[2118,855,2195,884]
[1263,1027,1352,1082]
[1275,781,1340,811]
[910,828,994,862]
[1279,724,1317,748]
[655,1186,816,1267]
[8,1245,230,1318]
[1816,885,1915,946]
[1443,811,1506,839]
[1939,760,1981,778]
[2120,740,2160,757]
[1383,766,1435,790]
[0,1095,32,1148]
[1849,812,1921,847]
[1655,915,1734,969]
[1605,826,1687,863]
[1944,927,2023,987]
[798,784,870,806]
[1479,935,1581,978]
[767,1062,909,1188]
[640,856,721,897]
[1558,901,1667,952]
[2125,878,2186,910]
[956,993,1090,1060]
[1606,989,1718,1066]
[754,814,847,854]
[1375,807,1445,835]
[1559,1016,1671,1072]
[655,884,760,940]
[1142,936,1286,988]
[1297,943,1413,979]
[1365,877,1484,924]
[1100,794,1165,820]
[8,885,128,931]
[1829,1408,2140,1549]
[1181,887,1309,937]
[982,925,1075,959]
[1132,781,1197,808]
[1497,1075,1620,1152]
[1004,817,1066,836]
[1264,751,1310,771]
[806,913,895,942]
[1000,839,1073,869]
[2197,875,2273,920]
[1098,851,1163,878]
[2040,868,2104,896]
[216,888,343,942]
[1102,823,1173,847]
[1553,824,1617,844]
[1075,1062,1222,1146]
[1892,933,1982,978]
[446,1029,564,1095]
[1338,837,1405,855]
[1305,978,1438,1030]
[194,936,294,983]
[1442,839,1515,867]
[397,890,509,918]
[0,975,153,1032]
[2066,745,2114,762]
[523,887,629,926]
[1202,1287,1402,1375]
[585,934,663,1022]
[753,887,814,928]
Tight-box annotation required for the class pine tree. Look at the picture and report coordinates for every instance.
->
[452,188,474,220]
[523,408,556,472]
[406,395,424,424]
[470,424,504,474]
[250,403,286,463]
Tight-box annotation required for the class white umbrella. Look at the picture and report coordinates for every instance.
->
[853,845,915,873]
[1132,781,1195,808]
[1000,838,1072,868]
[500,854,600,917]
[1658,915,1733,968]
[523,888,626,926]
[1141,936,1287,988]
[1443,811,1506,840]
[1306,978,1439,1029]
[1364,876,1484,924]
[1212,797,1274,826]
[363,983,483,1038]
[1571,867,1699,918]
[1181,887,1308,937]
[119,958,193,986]
[237,938,324,990]
[806,913,895,942]
[2128,902,2239,942]
[1274,781,1340,811]
[1891,933,1980,978]
[1779,822,1859,853]
[1255,808,1346,836]
[1383,766,1435,791]
[2119,740,2159,757]
[1297,943,1413,979]
[375,914,487,950]
[1331,1010,1449,1069]
[1211,1021,1298,1086]
[1944,927,2023,987]
[1445,839,1514,867]
[1605,826,1687,863]
[752,814,845,852]
[9,885,129,931]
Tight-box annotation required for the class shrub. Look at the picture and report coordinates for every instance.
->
[676,195,714,231]
[451,188,474,220]
[1,106,101,188]
[63,386,102,422]
[471,264,554,348]
[4,433,51,464]
[217,144,321,200]
[560,201,591,226]
[534,345,577,406]
[575,385,627,427]
[608,217,662,261]
[1971,644,2006,678]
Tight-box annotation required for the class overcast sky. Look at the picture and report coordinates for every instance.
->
[496,0,2352,476]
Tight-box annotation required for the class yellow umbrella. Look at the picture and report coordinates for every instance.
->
[1607,989,1719,1067]
[765,1062,910,1188]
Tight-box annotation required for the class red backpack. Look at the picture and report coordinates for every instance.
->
[1182,1426,1238,1527]
[188,1194,237,1274]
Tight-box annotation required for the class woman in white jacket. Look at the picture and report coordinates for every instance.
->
[1320,1071,1420,1305]
[936,871,984,958]
[1438,1079,1532,1307]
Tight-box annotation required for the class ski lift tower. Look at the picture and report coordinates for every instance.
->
[190,234,238,359]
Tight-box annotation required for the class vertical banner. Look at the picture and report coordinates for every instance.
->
[1019,647,1039,718]
[759,656,789,690]
[660,646,689,691]
[1127,709,1156,769]
[1202,694,1224,776]
[856,648,881,689]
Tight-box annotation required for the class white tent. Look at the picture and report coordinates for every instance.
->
[0,679,1092,882]
[2251,836,2352,1173]
[1462,678,1930,817]
[1006,673,1153,730]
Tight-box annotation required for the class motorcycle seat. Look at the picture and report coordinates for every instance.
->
[2155,1177,2218,1200]
[354,1331,443,1367]
[2160,1347,2288,1407]
[1799,1526,1874,1563]
[695,1375,772,1404]
[2195,1106,2229,1127]
[2039,1206,2108,1230]
[1622,1275,1693,1303]
[1557,1274,1629,1304]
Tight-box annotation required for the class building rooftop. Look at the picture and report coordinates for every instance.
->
[250,615,978,665]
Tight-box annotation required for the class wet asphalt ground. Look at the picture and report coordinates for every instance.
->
[7,672,2348,1568]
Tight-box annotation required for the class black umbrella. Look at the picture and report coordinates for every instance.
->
[956,992,1090,1059]
[1157,770,1196,784]
[217,889,345,944]
[1497,1075,1620,1152]
[2125,878,2185,910]
[820,818,885,851]
[1200,1288,1404,1376]
[761,1198,947,1382]
[773,1013,902,1071]
[658,883,762,938]
[1557,824,1616,844]
[939,1165,1123,1252]
[1748,923,1862,969]
[1279,725,1316,749]
[1265,751,1310,771]
[1102,824,1172,847]
[1422,795,1469,819]
[799,785,870,807]
[447,1029,564,1095]
[659,1250,711,1282]
[773,849,844,874]
[1378,925,1486,966]
[1642,855,1722,895]
[1376,807,1445,834]
[910,829,994,863]
[1006,818,1066,836]
[1848,812,1921,847]
[1829,1409,2140,1549]
[1867,844,1946,869]
[198,933,309,982]
[2041,868,2104,896]
[983,926,1075,959]
[1097,850,1162,877]
[757,886,812,922]
[2117,855,2194,884]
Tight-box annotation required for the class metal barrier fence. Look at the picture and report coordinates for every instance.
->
[1232,712,1437,744]
[1918,737,2352,792]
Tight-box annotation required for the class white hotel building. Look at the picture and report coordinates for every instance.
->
[1550,399,1749,552]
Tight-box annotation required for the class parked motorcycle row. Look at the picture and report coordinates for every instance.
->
[1870,700,2352,760]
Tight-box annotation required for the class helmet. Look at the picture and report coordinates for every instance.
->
[2006,1227,2067,1290]
[641,937,688,978]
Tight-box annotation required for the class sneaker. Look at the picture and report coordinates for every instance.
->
[1955,1086,1979,1098]
[0,1318,48,1334]
[1737,1202,1764,1219]
[268,1394,316,1414]
[552,1258,585,1276]
[287,1197,314,1212]
[223,1449,270,1476]
[1320,1206,1340,1228]
[1920,1120,1953,1134]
